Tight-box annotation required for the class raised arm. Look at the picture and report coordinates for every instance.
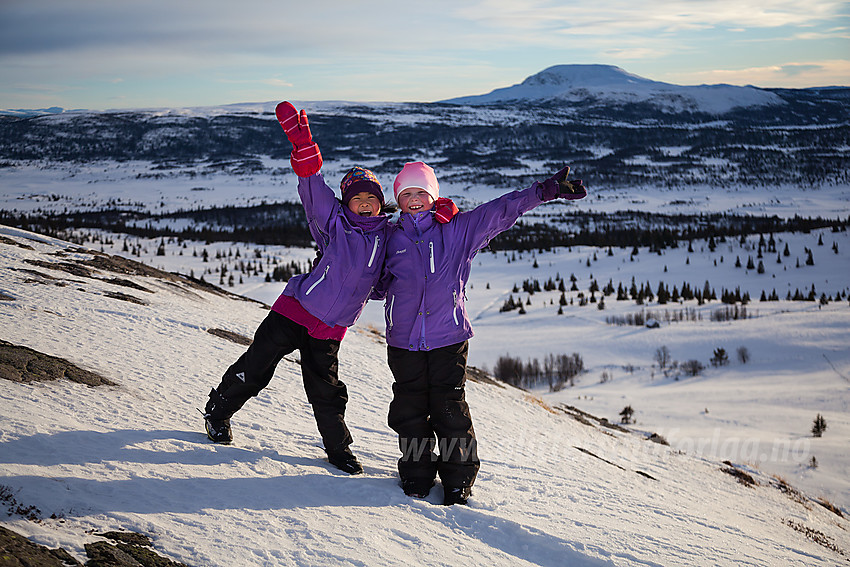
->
[276,101,322,178]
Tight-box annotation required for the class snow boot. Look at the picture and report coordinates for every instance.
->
[327,449,364,475]
[443,486,471,506]
[204,416,233,444]
[401,479,435,499]
[203,388,234,444]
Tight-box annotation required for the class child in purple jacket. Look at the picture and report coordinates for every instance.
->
[380,161,586,504]
[202,102,392,475]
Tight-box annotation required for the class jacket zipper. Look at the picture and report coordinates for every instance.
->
[311,218,330,248]
[305,264,329,295]
[429,241,435,274]
[368,235,379,268]
[452,289,459,325]
[386,295,394,330]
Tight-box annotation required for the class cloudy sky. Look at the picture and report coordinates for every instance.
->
[1,0,848,110]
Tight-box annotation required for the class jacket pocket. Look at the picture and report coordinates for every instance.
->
[429,241,435,274]
[305,264,330,295]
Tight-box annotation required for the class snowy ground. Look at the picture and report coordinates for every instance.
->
[1,158,849,565]
[61,220,850,508]
[0,225,848,566]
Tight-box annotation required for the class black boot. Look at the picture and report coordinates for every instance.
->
[327,448,364,475]
[443,486,471,506]
[401,479,435,499]
[204,389,234,444]
[204,416,232,444]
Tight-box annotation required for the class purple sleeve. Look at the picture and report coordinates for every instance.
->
[455,182,545,252]
[298,173,339,232]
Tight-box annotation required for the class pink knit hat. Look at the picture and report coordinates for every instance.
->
[393,162,439,202]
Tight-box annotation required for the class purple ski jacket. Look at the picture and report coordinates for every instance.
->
[380,182,545,351]
[279,173,389,328]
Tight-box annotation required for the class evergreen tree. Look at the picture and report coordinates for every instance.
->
[812,414,827,437]
[619,405,635,424]
[710,348,729,367]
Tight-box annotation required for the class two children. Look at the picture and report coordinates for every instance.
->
[379,161,586,505]
[202,101,587,504]
[202,102,393,475]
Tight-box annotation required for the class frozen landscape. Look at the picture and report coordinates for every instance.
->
[0,219,848,566]
[1,65,849,565]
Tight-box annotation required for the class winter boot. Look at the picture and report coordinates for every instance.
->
[443,486,471,506]
[327,449,364,475]
[204,416,233,444]
[204,388,234,444]
[401,479,435,499]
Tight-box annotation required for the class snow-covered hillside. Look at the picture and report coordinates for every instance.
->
[441,65,786,114]
[1,221,848,566]
[52,217,850,508]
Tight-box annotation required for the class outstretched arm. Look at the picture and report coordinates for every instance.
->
[457,166,587,251]
[297,174,340,243]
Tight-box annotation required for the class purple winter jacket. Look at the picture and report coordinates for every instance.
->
[380,182,545,351]
[280,173,389,327]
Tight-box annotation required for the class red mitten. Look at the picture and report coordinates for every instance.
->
[275,101,322,177]
[434,197,459,223]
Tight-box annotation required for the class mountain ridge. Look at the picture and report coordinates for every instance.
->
[3,64,844,117]
[440,64,787,113]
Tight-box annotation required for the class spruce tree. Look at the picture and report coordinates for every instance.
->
[812,414,827,437]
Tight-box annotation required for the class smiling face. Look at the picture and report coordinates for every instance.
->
[397,187,435,214]
[347,191,382,217]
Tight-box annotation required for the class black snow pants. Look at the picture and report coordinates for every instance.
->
[209,310,352,454]
[386,341,480,489]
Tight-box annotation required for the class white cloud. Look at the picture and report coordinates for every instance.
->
[453,0,846,33]
[262,79,294,87]
[672,59,850,87]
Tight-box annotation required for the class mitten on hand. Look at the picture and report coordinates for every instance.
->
[540,166,587,201]
[434,197,459,223]
[275,101,322,177]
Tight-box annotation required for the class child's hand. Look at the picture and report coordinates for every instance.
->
[275,101,323,177]
[541,166,587,201]
[558,176,586,200]
[434,197,459,223]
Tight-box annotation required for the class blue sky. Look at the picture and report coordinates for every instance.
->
[1,0,848,110]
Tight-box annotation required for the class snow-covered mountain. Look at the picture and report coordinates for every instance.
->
[3,72,846,191]
[441,64,786,113]
[1,220,849,565]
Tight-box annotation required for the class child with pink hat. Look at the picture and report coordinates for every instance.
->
[379,160,586,504]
